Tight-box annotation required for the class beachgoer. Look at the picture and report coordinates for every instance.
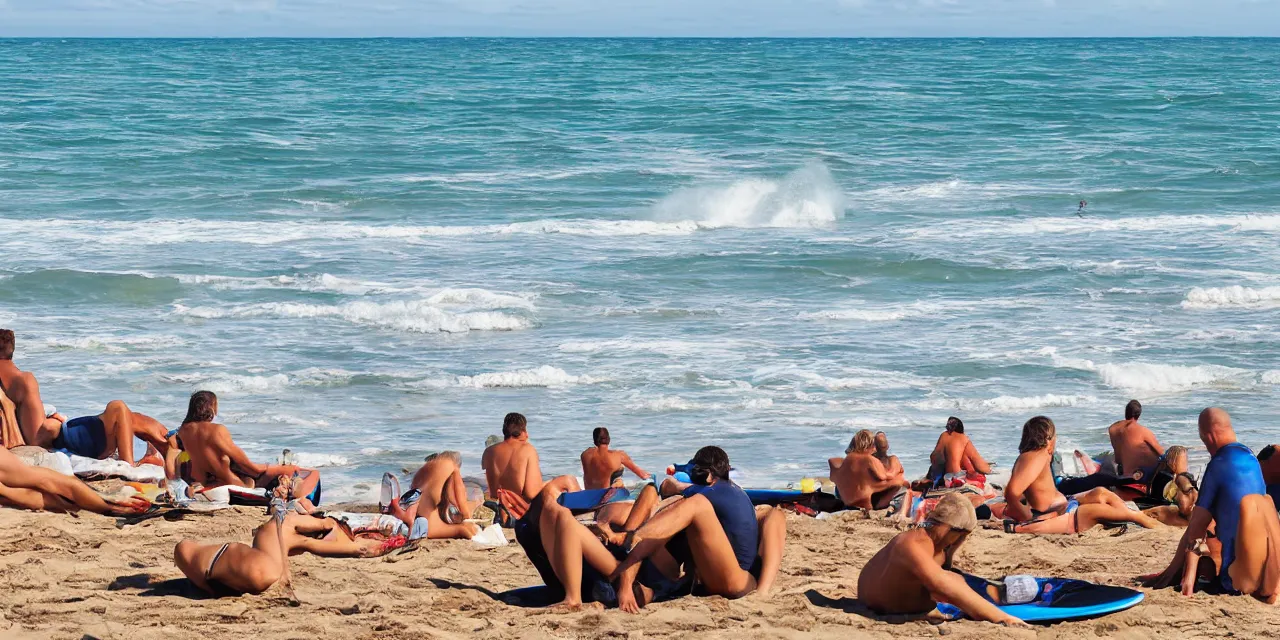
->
[858,493,1025,626]
[1057,400,1167,496]
[0,329,168,463]
[1140,446,1199,527]
[612,446,786,611]
[387,451,481,540]
[581,427,650,490]
[173,511,397,597]
[874,431,906,482]
[1143,408,1280,602]
[0,444,149,515]
[927,417,991,486]
[481,412,547,502]
[1109,400,1165,476]
[829,429,912,512]
[167,391,322,512]
[1003,416,1162,534]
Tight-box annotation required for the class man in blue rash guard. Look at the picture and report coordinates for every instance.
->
[1144,408,1280,602]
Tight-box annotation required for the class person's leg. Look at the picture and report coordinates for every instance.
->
[1011,512,1079,534]
[1057,473,1126,496]
[537,495,617,609]
[444,466,477,518]
[681,499,755,598]
[0,482,75,511]
[1228,494,1280,603]
[99,400,140,464]
[623,484,660,531]
[1072,502,1163,531]
[753,506,786,596]
[1074,487,1127,509]
[412,482,478,539]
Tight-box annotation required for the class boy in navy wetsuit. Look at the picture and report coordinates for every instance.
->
[1144,408,1280,602]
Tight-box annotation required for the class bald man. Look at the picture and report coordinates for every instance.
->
[1144,408,1280,602]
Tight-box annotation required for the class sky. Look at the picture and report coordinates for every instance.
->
[0,0,1278,37]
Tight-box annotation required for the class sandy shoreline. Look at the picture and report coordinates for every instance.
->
[2,496,1276,640]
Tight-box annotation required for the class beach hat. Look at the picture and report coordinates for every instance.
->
[926,493,977,532]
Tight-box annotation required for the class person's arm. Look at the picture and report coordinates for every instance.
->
[0,451,147,515]
[1002,454,1041,523]
[521,446,544,501]
[929,435,946,465]
[12,373,51,445]
[1143,430,1165,460]
[964,440,992,475]
[868,457,889,482]
[917,560,1024,626]
[1144,506,1213,592]
[828,456,844,477]
[212,426,263,487]
[620,451,650,480]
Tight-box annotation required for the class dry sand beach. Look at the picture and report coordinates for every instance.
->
[2,499,1276,640]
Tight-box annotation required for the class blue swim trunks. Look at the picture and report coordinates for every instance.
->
[53,416,108,458]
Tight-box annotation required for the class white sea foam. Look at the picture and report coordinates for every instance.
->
[977,394,1097,412]
[173,373,292,395]
[86,361,148,374]
[1045,348,1252,393]
[291,452,350,468]
[753,366,931,391]
[411,366,595,390]
[173,294,533,333]
[424,288,536,310]
[801,298,1025,323]
[626,394,773,413]
[178,273,395,296]
[653,163,846,229]
[1263,371,1280,385]
[37,335,185,354]
[907,213,1280,241]
[1182,286,1280,310]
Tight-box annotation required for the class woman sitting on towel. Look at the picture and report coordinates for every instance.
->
[1003,416,1163,534]
[174,505,405,597]
[166,391,323,512]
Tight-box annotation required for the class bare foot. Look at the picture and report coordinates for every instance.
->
[545,600,604,613]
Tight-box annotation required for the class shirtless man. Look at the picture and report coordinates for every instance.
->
[873,432,905,482]
[1144,408,1280,602]
[0,330,168,463]
[613,446,786,612]
[168,391,322,512]
[1003,416,1162,534]
[387,451,480,540]
[581,427,650,490]
[858,493,1024,626]
[829,429,912,512]
[482,412,545,501]
[928,417,991,485]
[0,444,149,515]
[174,510,394,597]
[1109,400,1164,477]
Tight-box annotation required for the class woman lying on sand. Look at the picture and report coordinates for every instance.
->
[174,508,407,597]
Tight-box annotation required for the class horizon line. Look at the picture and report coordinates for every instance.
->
[2,35,1279,40]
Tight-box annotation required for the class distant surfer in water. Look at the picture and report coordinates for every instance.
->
[1077,200,1088,217]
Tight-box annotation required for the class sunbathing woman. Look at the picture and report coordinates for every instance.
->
[166,391,322,512]
[173,509,400,597]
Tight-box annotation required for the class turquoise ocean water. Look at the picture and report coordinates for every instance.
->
[2,38,1279,499]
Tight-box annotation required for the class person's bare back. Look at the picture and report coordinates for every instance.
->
[482,413,543,501]
[0,339,62,448]
[830,431,905,510]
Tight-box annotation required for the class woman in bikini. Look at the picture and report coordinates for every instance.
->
[166,391,323,511]
[173,510,402,597]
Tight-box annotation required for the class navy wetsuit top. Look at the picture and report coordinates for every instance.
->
[683,481,759,571]
[1197,442,1266,591]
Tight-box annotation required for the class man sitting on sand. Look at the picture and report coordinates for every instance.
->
[927,417,991,488]
[858,493,1024,626]
[830,429,913,512]
[581,427,650,490]
[386,451,481,540]
[168,390,322,512]
[0,329,169,463]
[613,446,786,611]
[1143,408,1280,602]
[0,443,149,515]
[1003,416,1162,534]
[482,412,545,502]
[174,509,401,597]
[1058,400,1167,496]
